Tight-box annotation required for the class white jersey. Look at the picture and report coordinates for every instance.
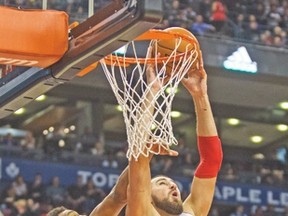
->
[180,213,193,216]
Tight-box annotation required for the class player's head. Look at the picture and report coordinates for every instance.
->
[47,206,85,216]
[151,175,183,214]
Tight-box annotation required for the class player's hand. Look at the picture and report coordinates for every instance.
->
[181,50,207,97]
[147,143,178,157]
[146,46,163,93]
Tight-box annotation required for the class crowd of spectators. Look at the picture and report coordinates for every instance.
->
[2,0,288,47]
[159,0,288,48]
[0,126,288,215]
[1,126,288,187]
[0,173,108,216]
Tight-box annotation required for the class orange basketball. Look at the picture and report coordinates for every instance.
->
[155,27,200,76]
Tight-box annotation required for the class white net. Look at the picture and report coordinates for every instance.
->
[100,32,199,160]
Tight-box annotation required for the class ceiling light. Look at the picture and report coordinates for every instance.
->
[14,108,25,115]
[276,124,288,132]
[70,125,76,131]
[279,101,288,110]
[227,118,240,126]
[253,153,265,160]
[250,135,263,144]
[58,139,65,147]
[171,111,182,118]
[64,128,70,134]
[116,105,123,112]
[35,95,46,101]
[48,127,54,132]
[43,130,48,135]
[165,87,179,94]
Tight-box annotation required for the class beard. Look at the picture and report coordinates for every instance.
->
[152,194,183,215]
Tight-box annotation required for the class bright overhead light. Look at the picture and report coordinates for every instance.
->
[48,127,54,132]
[165,87,179,94]
[276,124,288,132]
[253,153,265,160]
[116,105,123,112]
[171,111,181,118]
[279,101,288,110]
[14,108,25,115]
[35,95,46,101]
[64,128,70,134]
[250,135,263,144]
[227,118,240,126]
[70,125,76,131]
[58,139,65,147]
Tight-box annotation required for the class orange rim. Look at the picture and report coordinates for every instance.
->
[103,29,200,66]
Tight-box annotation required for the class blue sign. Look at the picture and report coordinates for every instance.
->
[1,157,287,209]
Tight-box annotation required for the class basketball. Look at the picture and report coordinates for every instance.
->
[154,27,199,76]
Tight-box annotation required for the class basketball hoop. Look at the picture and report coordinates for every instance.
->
[100,27,201,160]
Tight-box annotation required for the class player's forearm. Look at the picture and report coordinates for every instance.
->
[110,166,128,204]
[192,94,218,136]
[192,94,223,178]
[126,155,152,215]
[89,167,128,216]
[129,155,151,191]
[89,196,124,216]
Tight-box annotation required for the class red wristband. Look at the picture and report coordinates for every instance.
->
[194,136,223,178]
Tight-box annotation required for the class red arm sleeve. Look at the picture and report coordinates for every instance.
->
[194,136,223,178]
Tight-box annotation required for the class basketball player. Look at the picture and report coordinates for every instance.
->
[47,144,177,216]
[45,173,126,216]
[46,164,128,216]
[125,49,223,216]
[47,206,82,216]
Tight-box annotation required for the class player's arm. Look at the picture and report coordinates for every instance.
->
[182,51,223,216]
[126,46,179,215]
[126,146,178,216]
[125,46,159,216]
[89,167,128,216]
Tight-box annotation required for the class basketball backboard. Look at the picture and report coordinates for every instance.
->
[0,0,163,119]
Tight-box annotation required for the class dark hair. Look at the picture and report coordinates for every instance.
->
[47,206,67,216]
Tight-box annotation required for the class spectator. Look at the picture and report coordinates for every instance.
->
[266,4,282,29]
[45,176,66,207]
[12,175,28,199]
[234,13,246,38]
[221,163,239,181]
[28,173,46,203]
[0,184,17,212]
[251,206,265,216]
[260,30,273,45]
[263,204,279,216]
[66,175,86,213]
[245,15,260,42]
[190,14,216,36]
[210,206,220,216]
[2,132,18,147]
[229,205,248,216]
[91,141,105,156]
[210,0,227,32]
[21,131,36,150]
[82,177,106,214]
[252,2,267,26]
[199,0,212,23]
